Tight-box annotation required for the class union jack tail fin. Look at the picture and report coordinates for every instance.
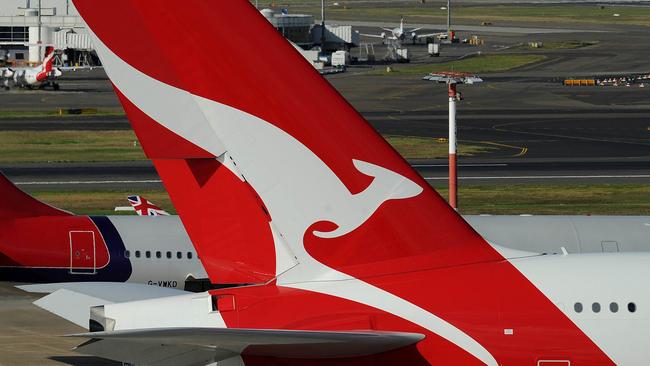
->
[0,172,71,219]
[75,0,497,285]
[127,195,169,216]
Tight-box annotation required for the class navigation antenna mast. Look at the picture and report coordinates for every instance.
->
[423,72,483,210]
[320,0,326,51]
[447,0,451,31]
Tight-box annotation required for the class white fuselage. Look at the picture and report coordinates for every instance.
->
[509,251,650,365]
[106,216,208,289]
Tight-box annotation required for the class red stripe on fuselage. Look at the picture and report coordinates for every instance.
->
[0,216,109,269]
[212,284,484,365]
[303,199,613,364]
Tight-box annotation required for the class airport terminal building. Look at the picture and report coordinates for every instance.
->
[1,1,355,68]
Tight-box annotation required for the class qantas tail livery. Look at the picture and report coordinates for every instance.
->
[37,46,56,81]
[35,1,650,364]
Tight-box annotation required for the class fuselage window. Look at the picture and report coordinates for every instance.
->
[574,302,583,313]
[187,252,193,259]
[610,302,619,313]
[166,251,172,259]
[628,302,637,313]
[592,302,601,313]
[146,251,151,259]
[177,251,182,259]
[135,250,141,258]
[125,250,130,258]
[156,251,162,259]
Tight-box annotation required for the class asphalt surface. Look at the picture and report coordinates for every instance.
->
[2,107,648,189]
[0,115,130,130]
[3,157,650,191]
[0,6,648,191]
[0,282,118,366]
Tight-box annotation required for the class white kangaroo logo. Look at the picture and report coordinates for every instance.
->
[313,159,423,239]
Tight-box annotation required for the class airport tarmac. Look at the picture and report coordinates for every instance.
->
[4,157,650,191]
[1,106,648,189]
[0,282,117,366]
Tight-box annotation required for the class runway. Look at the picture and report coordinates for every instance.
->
[3,107,649,161]
[0,115,129,131]
[1,107,649,190]
[368,109,650,160]
[3,158,650,191]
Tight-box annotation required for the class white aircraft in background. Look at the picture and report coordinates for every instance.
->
[1,46,62,90]
[24,1,650,365]
[360,17,446,44]
[1,46,99,91]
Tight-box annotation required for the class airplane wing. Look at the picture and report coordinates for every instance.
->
[57,66,103,72]
[359,33,386,39]
[68,327,424,366]
[416,32,447,39]
[409,27,423,33]
[25,282,423,365]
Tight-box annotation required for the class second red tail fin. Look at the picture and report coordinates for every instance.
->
[0,173,71,219]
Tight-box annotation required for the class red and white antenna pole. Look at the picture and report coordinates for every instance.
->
[448,83,458,210]
[423,72,482,210]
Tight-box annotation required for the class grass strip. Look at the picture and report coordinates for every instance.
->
[379,54,547,75]
[435,184,650,215]
[28,184,650,216]
[385,135,496,158]
[0,130,145,163]
[0,110,125,118]
[287,4,650,27]
[0,131,499,163]
[30,190,174,216]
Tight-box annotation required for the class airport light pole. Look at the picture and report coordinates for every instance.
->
[447,0,451,32]
[423,72,482,210]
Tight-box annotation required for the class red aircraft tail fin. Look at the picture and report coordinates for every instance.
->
[42,46,55,73]
[75,0,498,285]
[0,173,71,219]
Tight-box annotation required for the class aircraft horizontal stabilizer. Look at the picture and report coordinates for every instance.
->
[18,282,186,299]
[19,282,188,329]
[69,327,424,365]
